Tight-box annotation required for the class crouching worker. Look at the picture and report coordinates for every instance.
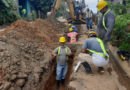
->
[67,28,78,43]
[81,31,109,74]
[52,37,72,90]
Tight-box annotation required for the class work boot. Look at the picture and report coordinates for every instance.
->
[82,62,93,74]
[98,67,105,74]
[61,79,66,88]
[55,80,60,90]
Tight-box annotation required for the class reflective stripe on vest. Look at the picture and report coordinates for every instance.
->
[58,47,68,55]
[88,38,109,60]
[57,47,68,60]
[102,9,110,31]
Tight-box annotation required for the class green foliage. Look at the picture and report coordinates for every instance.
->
[21,9,26,18]
[0,12,17,25]
[32,10,37,21]
[30,0,54,17]
[119,42,130,53]
[1,0,16,10]
[113,3,126,15]
[109,1,130,52]
[113,13,130,42]
[0,0,17,25]
[22,9,26,15]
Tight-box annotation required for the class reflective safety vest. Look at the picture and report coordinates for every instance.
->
[57,46,68,60]
[88,38,109,60]
[102,9,110,31]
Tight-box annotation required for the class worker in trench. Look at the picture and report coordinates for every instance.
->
[52,37,72,90]
[81,31,109,74]
[68,24,78,33]
[96,0,115,51]
[67,28,78,43]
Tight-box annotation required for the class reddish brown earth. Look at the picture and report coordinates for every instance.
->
[0,19,63,90]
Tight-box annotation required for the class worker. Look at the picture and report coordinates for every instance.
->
[68,24,78,33]
[86,8,93,30]
[74,1,80,19]
[96,0,115,49]
[82,31,109,74]
[67,28,78,43]
[52,37,72,90]
[80,0,87,18]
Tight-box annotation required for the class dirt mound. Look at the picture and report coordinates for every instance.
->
[0,19,63,90]
[46,18,68,31]
[0,19,63,42]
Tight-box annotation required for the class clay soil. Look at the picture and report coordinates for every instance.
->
[42,24,130,90]
[0,19,63,90]
[0,18,129,90]
[42,45,76,90]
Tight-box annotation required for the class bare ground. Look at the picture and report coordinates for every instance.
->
[0,19,129,90]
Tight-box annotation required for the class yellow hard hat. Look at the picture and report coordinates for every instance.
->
[59,37,66,43]
[69,28,73,32]
[68,24,72,27]
[97,0,108,11]
[87,31,97,38]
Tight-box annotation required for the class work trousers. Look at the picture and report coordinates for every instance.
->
[56,64,68,80]
[86,18,92,30]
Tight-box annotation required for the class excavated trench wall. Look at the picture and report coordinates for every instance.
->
[0,19,65,90]
[41,45,80,90]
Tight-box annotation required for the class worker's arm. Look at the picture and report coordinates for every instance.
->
[67,47,72,56]
[52,47,58,58]
[52,53,57,58]
[103,12,115,43]
[81,49,90,54]
[81,39,90,54]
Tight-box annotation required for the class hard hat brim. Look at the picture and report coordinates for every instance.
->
[59,39,66,43]
[97,8,101,11]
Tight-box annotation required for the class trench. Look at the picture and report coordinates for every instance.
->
[42,45,77,90]
[109,52,130,90]
[40,24,130,90]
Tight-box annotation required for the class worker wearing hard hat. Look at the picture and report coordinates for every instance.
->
[96,0,115,46]
[68,24,78,33]
[67,28,78,43]
[52,37,72,90]
[82,31,109,74]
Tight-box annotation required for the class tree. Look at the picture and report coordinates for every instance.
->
[0,0,17,25]
[30,0,54,17]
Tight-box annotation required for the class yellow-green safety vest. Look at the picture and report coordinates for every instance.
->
[57,47,68,60]
[88,38,109,60]
[58,47,68,55]
[102,9,110,31]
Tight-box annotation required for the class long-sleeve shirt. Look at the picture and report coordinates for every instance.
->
[96,10,115,43]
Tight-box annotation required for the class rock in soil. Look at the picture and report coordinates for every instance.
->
[16,79,25,87]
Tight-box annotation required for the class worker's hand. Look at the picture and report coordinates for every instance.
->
[81,49,90,54]
[67,53,72,56]
[81,49,86,53]
[52,53,57,57]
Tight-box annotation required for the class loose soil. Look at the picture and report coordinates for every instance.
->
[0,19,63,90]
[0,18,129,90]
[42,24,129,90]
[42,45,77,90]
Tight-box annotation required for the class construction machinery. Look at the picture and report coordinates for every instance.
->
[51,0,86,24]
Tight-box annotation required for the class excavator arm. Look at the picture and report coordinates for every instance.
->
[51,0,86,24]
[52,0,62,14]
[66,0,76,20]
